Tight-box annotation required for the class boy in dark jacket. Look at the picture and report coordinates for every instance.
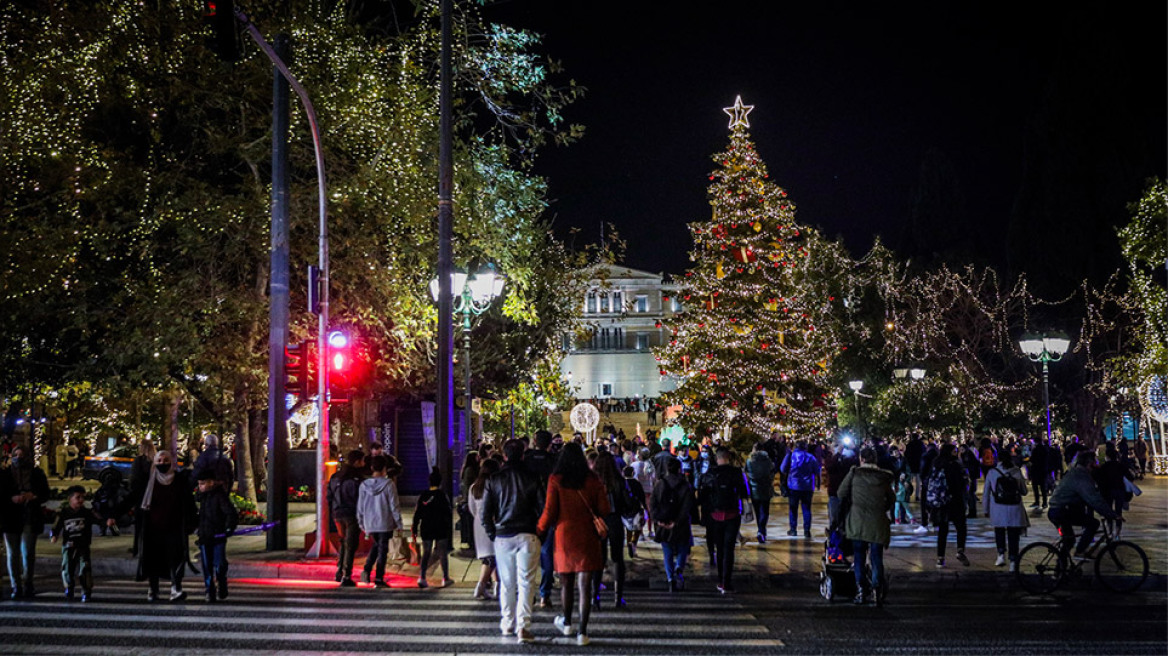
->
[196,470,238,602]
[412,468,453,588]
[51,486,100,601]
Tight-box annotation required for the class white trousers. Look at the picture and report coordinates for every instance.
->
[494,533,541,631]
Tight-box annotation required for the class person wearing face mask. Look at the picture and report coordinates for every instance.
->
[1,444,51,599]
[115,451,198,602]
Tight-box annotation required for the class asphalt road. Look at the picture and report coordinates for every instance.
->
[0,577,1163,655]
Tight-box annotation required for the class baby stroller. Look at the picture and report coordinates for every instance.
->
[818,526,858,602]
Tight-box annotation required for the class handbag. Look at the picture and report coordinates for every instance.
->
[576,490,608,539]
[741,503,755,525]
[389,532,413,563]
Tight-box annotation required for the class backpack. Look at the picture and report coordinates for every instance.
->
[991,469,1023,505]
[653,478,680,522]
[619,479,642,519]
[924,466,951,509]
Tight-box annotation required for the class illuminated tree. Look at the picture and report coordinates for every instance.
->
[656,97,844,436]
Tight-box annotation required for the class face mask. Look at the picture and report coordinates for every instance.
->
[156,463,171,473]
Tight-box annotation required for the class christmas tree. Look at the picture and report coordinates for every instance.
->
[656,97,841,436]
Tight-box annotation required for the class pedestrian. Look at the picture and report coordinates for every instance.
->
[780,440,820,538]
[521,430,557,609]
[591,450,629,608]
[621,466,647,558]
[699,446,750,594]
[412,468,454,588]
[893,470,915,525]
[195,469,238,602]
[357,454,404,588]
[483,438,545,643]
[1048,451,1118,557]
[130,439,156,490]
[66,442,81,478]
[468,457,501,600]
[50,485,99,602]
[630,448,655,509]
[904,433,924,501]
[837,446,894,605]
[457,451,481,550]
[744,442,775,543]
[537,441,609,647]
[982,452,1028,571]
[327,449,365,587]
[961,441,982,518]
[824,442,857,529]
[651,457,694,592]
[91,472,124,537]
[117,450,198,602]
[1,444,50,599]
[1093,448,1135,520]
[1026,438,1052,510]
[192,434,235,492]
[1134,436,1148,479]
[928,443,970,568]
[915,440,939,534]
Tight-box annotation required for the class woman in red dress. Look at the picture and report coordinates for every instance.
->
[537,441,609,646]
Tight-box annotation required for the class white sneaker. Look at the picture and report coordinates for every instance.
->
[913,525,929,534]
[553,615,573,636]
[1009,561,1018,573]
[500,624,515,636]
[576,633,591,646]
[994,554,1006,567]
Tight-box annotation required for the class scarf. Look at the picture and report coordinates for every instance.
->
[141,465,176,511]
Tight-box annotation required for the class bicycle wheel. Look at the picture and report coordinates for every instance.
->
[1095,540,1149,593]
[1015,542,1064,594]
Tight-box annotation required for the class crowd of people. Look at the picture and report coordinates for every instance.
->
[0,424,1153,646]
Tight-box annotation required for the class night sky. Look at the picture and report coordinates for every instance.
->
[483,2,1167,292]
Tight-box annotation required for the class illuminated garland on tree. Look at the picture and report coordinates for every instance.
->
[654,97,842,436]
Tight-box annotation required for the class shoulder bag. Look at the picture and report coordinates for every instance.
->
[576,489,609,539]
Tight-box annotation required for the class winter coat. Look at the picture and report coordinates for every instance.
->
[327,465,364,521]
[1049,465,1113,517]
[537,473,610,573]
[196,485,239,545]
[837,464,894,547]
[780,448,819,492]
[357,476,403,534]
[0,461,50,533]
[650,473,694,547]
[412,489,453,541]
[744,452,775,502]
[982,465,1030,528]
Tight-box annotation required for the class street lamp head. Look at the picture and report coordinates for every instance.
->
[892,367,908,380]
[1019,334,1045,357]
[1043,335,1071,357]
[909,368,925,380]
[468,267,505,303]
[848,380,864,392]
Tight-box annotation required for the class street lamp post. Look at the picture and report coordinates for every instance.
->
[431,267,505,457]
[849,380,864,437]
[1019,333,1071,443]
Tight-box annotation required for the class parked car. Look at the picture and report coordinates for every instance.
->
[81,445,136,486]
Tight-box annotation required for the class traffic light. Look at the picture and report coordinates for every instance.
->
[327,330,353,402]
[285,340,316,401]
[203,0,240,62]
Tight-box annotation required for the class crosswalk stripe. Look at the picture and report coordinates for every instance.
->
[0,609,770,634]
[0,626,785,649]
[8,600,761,623]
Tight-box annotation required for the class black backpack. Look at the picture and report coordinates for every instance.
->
[619,479,642,518]
[991,469,1023,505]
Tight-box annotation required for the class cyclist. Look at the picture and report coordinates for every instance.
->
[1046,451,1117,559]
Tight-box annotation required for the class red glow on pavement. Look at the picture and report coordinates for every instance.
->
[232,573,420,589]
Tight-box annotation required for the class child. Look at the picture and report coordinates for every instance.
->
[195,470,238,602]
[894,471,915,525]
[621,466,647,557]
[51,485,99,602]
[411,468,453,588]
[91,475,123,536]
[357,455,404,587]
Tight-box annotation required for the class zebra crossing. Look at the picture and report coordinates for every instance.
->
[0,579,785,654]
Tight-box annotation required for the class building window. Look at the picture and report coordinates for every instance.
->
[672,297,684,313]
[586,292,597,314]
[599,383,613,397]
[636,333,649,350]
[635,295,648,312]
[562,333,573,351]
[612,291,623,312]
[600,293,610,313]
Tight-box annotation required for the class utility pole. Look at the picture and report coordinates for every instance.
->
[435,0,455,494]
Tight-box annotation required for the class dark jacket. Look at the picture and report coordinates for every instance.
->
[904,438,924,473]
[699,463,749,516]
[412,488,453,541]
[838,464,894,546]
[0,461,51,533]
[193,447,235,491]
[650,472,694,546]
[196,485,239,545]
[521,449,556,487]
[482,461,545,540]
[1049,464,1114,517]
[327,464,364,521]
[744,451,775,502]
[51,504,100,548]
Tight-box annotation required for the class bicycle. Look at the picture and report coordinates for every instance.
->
[1015,518,1149,594]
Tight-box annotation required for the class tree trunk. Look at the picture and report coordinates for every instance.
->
[249,406,266,497]
[234,382,257,504]
[164,389,182,460]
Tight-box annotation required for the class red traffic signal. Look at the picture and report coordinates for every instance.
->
[203,0,240,62]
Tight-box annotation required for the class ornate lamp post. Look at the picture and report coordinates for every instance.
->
[1019,332,1071,443]
[849,380,865,438]
[431,267,505,451]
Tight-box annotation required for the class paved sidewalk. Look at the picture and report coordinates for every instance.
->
[25,475,1168,592]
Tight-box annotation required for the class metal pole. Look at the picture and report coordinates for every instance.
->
[463,307,473,452]
[233,10,331,557]
[1042,357,1052,443]
[265,33,291,551]
[436,0,455,495]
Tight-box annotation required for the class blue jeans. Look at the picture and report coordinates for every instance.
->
[751,498,771,537]
[788,489,813,532]
[661,540,691,582]
[4,526,38,592]
[539,525,556,600]
[851,540,884,592]
[198,541,229,593]
[363,531,390,579]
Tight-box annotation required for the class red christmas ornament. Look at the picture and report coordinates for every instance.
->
[655,321,662,328]
[732,247,756,263]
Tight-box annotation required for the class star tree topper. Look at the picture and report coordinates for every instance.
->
[724,95,754,129]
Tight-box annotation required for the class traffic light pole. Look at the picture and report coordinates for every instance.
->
[435,0,455,496]
[234,9,332,557]
[265,33,291,551]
